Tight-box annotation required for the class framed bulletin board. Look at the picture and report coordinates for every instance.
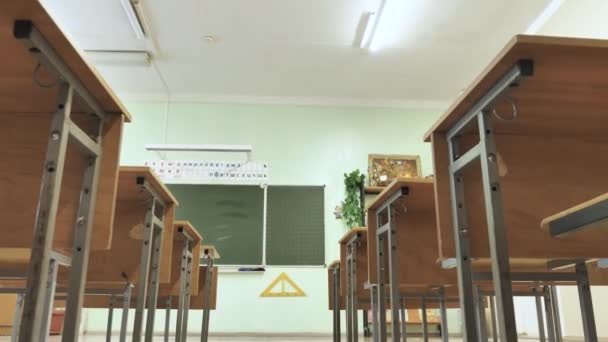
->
[368,154,421,187]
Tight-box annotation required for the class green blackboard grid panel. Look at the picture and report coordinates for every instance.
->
[266,186,325,265]
[167,184,264,265]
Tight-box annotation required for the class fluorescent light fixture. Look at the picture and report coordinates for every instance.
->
[360,0,387,51]
[85,50,151,66]
[525,0,565,34]
[145,144,253,153]
[120,0,146,40]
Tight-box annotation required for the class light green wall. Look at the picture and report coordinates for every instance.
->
[83,100,463,334]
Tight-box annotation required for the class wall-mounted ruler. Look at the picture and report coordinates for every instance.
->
[144,159,269,184]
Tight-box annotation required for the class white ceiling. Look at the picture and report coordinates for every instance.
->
[42,0,567,109]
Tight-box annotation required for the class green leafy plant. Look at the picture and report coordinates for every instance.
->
[342,170,365,229]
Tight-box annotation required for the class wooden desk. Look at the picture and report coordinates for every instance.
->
[424,34,608,341]
[366,179,456,342]
[84,167,177,286]
[82,221,201,342]
[367,178,456,288]
[0,2,132,340]
[89,167,177,341]
[344,213,456,342]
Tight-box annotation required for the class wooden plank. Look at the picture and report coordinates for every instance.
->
[433,134,608,259]
[423,35,608,141]
[541,192,608,238]
[0,294,17,335]
[0,0,131,120]
[0,112,123,257]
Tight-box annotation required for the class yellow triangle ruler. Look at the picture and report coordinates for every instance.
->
[260,272,306,297]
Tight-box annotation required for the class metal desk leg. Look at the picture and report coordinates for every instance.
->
[107,296,116,342]
[11,294,25,342]
[164,297,171,342]
[549,286,562,342]
[18,82,72,342]
[350,242,359,342]
[39,259,59,342]
[543,286,556,342]
[201,257,214,342]
[534,288,546,342]
[575,263,598,342]
[346,246,353,342]
[176,241,190,342]
[489,296,498,342]
[120,285,132,342]
[447,138,479,342]
[399,297,406,342]
[371,285,379,342]
[386,206,401,342]
[477,112,517,341]
[421,296,428,342]
[144,222,165,342]
[439,287,449,342]
[363,310,371,337]
[332,267,341,342]
[376,222,388,342]
[133,200,157,342]
[445,59,531,342]
[181,255,193,341]
[63,150,104,342]
[475,287,488,342]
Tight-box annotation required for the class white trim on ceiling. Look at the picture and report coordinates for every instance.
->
[119,93,449,111]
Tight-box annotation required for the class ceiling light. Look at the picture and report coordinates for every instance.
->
[120,0,146,40]
[202,35,216,44]
[360,0,387,51]
[525,0,565,34]
[85,50,151,66]
[145,144,253,153]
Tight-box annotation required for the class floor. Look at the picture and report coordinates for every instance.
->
[0,335,449,342]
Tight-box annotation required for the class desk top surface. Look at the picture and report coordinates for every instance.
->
[202,245,220,259]
[174,220,202,244]
[0,0,131,120]
[366,177,434,212]
[423,34,608,141]
[328,260,340,269]
[118,167,178,205]
[338,227,367,244]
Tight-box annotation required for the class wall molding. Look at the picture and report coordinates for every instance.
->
[120,92,449,111]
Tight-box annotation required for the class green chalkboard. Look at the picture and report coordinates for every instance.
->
[266,186,325,265]
[167,184,264,265]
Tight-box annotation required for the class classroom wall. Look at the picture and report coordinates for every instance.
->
[83,100,456,334]
[80,100,561,336]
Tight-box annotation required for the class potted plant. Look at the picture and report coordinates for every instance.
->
[342,170,365,229]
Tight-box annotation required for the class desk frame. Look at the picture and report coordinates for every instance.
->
[443,59,597,342]
[200,249,216,342]
[11,20,108,342]
[329,263,341,342]
[164,227,196,342]
[345,233,361,342]
[132,177,167,342]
